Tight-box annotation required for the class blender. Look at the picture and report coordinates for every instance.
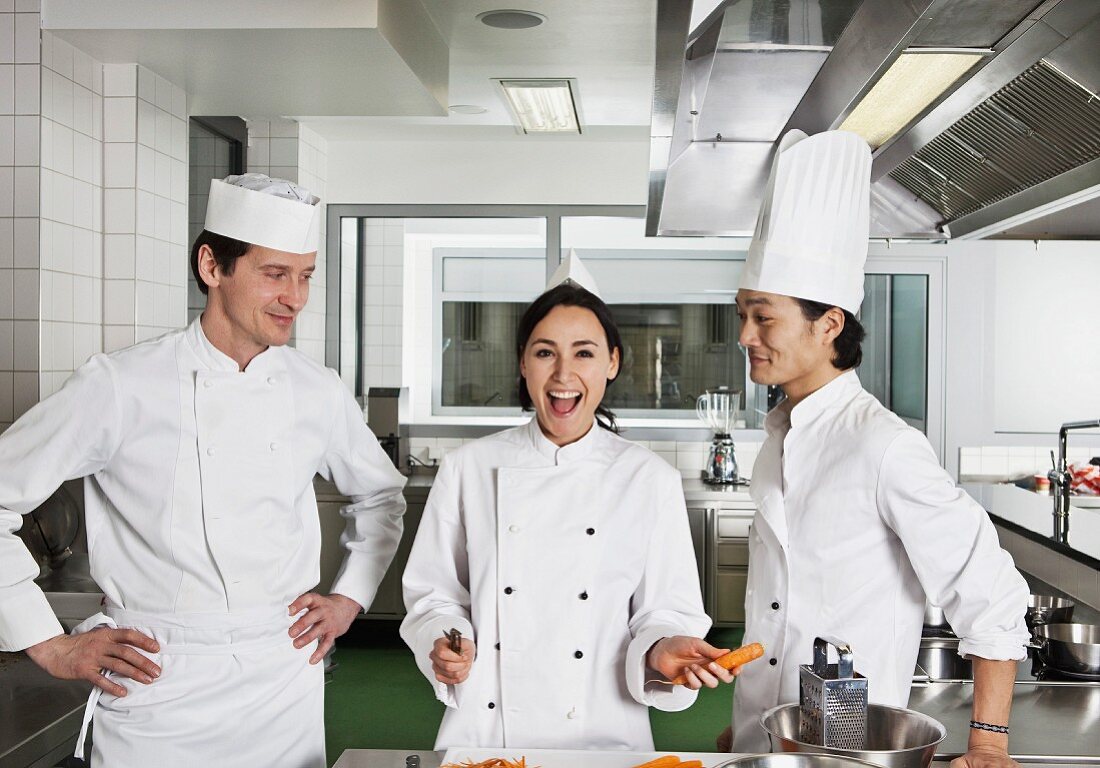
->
[697,386,742,485]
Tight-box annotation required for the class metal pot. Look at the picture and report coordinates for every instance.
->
[714,755,886,768]
[761,703,946,768]
[1024,595,1075,633]
[1031,623,1100,677]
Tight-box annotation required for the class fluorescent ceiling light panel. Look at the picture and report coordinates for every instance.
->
[840,51,985,149]
[498,79,580,134]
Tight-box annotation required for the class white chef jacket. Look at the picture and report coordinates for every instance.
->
[0,318,406,766]
[731,370,1029,752]
[401,418,711,751]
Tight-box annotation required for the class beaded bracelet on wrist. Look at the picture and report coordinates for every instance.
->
[970,720,1009,734]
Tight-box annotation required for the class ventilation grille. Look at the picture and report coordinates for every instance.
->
[889,60,1100,221]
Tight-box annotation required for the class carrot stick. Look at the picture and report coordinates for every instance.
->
[669,641,766,685]
[631,757,681,768]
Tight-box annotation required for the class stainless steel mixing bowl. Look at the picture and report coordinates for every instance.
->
[714,754,887,768]
[760,703,946,768]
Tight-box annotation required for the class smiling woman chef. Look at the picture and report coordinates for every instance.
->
[0,174,406,768]
[401,253,738,751]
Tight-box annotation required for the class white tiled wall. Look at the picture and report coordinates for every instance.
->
[37,31,103,400]
[362,219,402,388]
[958,445,1097,479]
[0,3,41,429]
[242,118,329,366]
[407,434,762,479]
[294,123,327,365]
[101,63,188,352]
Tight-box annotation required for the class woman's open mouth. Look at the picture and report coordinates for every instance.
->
[548,390,582,418]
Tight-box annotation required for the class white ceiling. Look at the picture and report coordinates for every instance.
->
[47,0,659,143]
[305,0,658,141]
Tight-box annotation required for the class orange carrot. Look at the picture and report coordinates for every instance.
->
[631,757,681,768]
[670,642,766,685]
[675,762,704,768]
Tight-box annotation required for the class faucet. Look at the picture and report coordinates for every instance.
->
[1047,419,1100,543]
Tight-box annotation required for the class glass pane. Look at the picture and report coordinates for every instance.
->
[354,217,545,417]
[857,273,929,431]
[604,303,745,412]
[441,301,526,408]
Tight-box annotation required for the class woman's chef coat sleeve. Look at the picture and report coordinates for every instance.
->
[625,463,712,711]
[877,429,1029,661]
[319,370,407,612]
[399,455,474,708]
[0,355,122,651]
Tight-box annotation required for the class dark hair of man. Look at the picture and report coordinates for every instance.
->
[189,230,251,295]
[515,283,624,433]
[795,298,866,370]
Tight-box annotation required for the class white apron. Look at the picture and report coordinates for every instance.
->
[74,606,323,768]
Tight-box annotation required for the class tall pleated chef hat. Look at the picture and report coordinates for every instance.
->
[547,248,602,299]
[204,173,322,254]
[739,129,872,314]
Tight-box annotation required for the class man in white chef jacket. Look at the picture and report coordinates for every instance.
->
[726,131,1029,768]
[0,174,406,767]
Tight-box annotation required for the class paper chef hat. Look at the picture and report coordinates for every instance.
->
[204,173,322,254]
[739,129,872,314]
[547,248,602,299]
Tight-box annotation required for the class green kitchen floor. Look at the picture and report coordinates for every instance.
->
[324,621,743,766]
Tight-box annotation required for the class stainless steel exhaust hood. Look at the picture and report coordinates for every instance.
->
[648,0,1100,240]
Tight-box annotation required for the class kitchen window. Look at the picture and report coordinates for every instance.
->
[325,207,942,452]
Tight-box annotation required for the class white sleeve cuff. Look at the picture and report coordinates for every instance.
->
[626,625,700,712]
[0,583,64,651]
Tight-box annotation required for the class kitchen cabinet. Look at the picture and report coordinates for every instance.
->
[710,508,753,627]
[317,477,429,619]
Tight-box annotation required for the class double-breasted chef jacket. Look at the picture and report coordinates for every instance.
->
[731,370,1030,752]
[401,418,711,751]
[0,318,406,767]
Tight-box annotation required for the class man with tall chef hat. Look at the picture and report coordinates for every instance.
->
[0,173,406,767]
[723,130,1029,768]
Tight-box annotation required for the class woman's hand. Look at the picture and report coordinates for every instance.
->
[430,635,476,684]
[647,636,738,689]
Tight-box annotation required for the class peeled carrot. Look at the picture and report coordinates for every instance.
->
[631,757,681,768]
[676,762,704,768]
[670,641,766,686]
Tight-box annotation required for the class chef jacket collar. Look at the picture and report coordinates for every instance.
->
[764,369,863,436]
[186,316,281,375]
[524,416,602,465]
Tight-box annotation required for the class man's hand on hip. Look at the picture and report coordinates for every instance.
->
[24,628,161,697]
[288,592,362,664]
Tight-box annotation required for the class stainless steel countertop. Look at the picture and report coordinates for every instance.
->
[332,750,1100,768]
[0,652,89,768]
[908,680,1100,761]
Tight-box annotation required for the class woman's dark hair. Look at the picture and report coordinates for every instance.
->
[796,298,865,370]
[189,230,251,295]
[516,283,624,433]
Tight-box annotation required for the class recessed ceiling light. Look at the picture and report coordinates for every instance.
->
[449,104,488,114]
[496,79,581,134]
[476,10,547,29]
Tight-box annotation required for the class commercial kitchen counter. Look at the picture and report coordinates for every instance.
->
[0,652,89,768]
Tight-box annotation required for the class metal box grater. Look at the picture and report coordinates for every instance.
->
[798,637,868,749]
